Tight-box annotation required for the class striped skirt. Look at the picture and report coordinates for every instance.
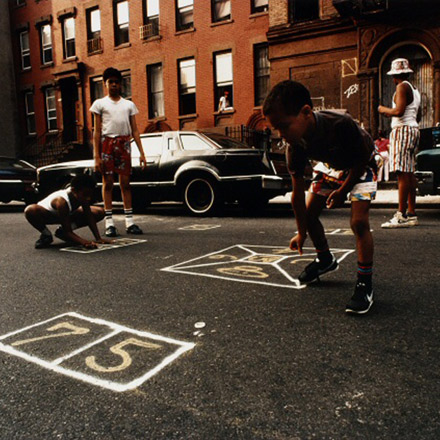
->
[389,126,420,173]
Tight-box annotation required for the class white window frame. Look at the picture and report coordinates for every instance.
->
[24,91,36,135]
[45,87,57,131]
[63,17,76,59]
[176,0,194,31]
[40,24,53,65]
[19,31,31,70]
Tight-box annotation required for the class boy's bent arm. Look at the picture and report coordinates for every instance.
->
[93,114,103,172]
[83,203,102,241]
[290,175,308,255]
[130,115,146,169]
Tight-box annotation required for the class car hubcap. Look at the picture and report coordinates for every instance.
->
[185,178,215,213]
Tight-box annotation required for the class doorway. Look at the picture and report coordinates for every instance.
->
[59,77,78,143]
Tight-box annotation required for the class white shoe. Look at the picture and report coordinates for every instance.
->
[406,215,418,227]
[381,211,410,228]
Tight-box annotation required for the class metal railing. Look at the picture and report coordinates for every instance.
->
[139,19,160,40]
[225,125,271,151]
[87,37,102,54]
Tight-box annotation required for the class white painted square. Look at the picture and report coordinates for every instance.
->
[0,312,194,392]
[178,224,221,231]
[60,238,147,253]
[162,244,355,289]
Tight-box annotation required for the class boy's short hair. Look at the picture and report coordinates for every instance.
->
[70,174,96,190]
[263,80,313,117]
[103,67,122,83]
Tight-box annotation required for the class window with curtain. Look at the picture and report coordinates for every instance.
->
[63,17,76,58]
[24,92,36,135]
[212,0,231,23]
[214,51,233,110]
[179,58,196,115]
[115,1,129,45]
[45,88,57,131]
[252,0,268,14]
[254,44,270,106]
[147,63,165,118]
[19,31,31,70]
[40,24,52,65]
[176,0,194,31]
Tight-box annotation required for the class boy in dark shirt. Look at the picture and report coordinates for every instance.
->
[263,80,377,314]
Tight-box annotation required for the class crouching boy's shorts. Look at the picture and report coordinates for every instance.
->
[101,135,131,176]
[310,162,377,202]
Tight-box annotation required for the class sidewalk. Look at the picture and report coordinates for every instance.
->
[271,189,440,207]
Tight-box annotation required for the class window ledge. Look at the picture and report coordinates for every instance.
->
[249,11,268,19]
[87,50,103,56]
[62,56,77,63]
[211,19,234,28]
[26,134,37,140]
[20,68,32,73]
[147,116,167,123]
[214,109,235,116]
[178,113,198,120]
[141,35,161,43]
[175,27,195,36]
[40,62,54,69]
[114,42,131,50]
[48,130,59,134]
[253,106,263,111]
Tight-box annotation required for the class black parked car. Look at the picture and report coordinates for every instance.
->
[0,156,37,204]
[36,131,291,215]
[416,126,440,195]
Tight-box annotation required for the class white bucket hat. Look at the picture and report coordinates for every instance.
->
[387,58,414,75]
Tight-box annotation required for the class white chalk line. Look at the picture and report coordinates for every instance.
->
[0,312,195,392]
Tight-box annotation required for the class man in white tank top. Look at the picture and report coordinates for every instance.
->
[378,58,421,228]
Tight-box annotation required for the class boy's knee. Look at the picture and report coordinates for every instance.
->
[24,204,37,218]
[351,218,369,235]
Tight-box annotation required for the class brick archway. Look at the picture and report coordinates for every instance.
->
[246,110,269,131]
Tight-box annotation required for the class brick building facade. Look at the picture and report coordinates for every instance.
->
[8,0,270,162]
[268,0,440,137]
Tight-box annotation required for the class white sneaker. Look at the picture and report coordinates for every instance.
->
[381,211,409,228]
[406,215,418,227]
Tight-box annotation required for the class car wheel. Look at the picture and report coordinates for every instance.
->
[183,176,222,216]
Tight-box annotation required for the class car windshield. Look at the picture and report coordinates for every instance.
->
[203,133,251,150]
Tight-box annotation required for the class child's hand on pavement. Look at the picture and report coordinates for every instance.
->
[83,241,98,249]
[96,238,115,244]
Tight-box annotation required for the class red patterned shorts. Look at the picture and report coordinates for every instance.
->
[101,136,131,176]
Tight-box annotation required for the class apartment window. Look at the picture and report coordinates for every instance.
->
[121,72,132,100]
[24,92,36,135]
[40,24,53,65]
[176,0,194,31]
[251,0,268,14]
[212,0,231,23]
[90,77,104,102]
[87,7,102,54]
[45,87,57,131]
[141,0,159,39]
[254,44,270,106]
[147,63,164,119]
[19,31,31,70]
[214,51,233,110]
[114,0,129,45]
[63,17,76,58]
[15,0,26,6]
[289,0,319,22]
[178,58,196,115]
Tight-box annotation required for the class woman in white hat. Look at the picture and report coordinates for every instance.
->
[378,58,421,228]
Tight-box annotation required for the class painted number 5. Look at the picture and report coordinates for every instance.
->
[85,338,162,373]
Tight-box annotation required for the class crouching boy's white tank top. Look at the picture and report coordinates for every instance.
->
[37,189,73,215]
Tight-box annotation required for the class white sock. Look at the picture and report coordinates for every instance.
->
[105,210,114,228]
[125,209,134,228]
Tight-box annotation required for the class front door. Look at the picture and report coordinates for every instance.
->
[59,77,78,143]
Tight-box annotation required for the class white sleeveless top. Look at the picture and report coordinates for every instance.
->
[391,81,421,129]
[37,189,73,215]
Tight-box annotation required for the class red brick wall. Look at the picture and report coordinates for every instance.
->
[9,0,269,147]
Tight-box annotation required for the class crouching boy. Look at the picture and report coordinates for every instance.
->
[25,174,111,249]
[263,80,377,315]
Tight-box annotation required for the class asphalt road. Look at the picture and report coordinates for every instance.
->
[1,201,439,440]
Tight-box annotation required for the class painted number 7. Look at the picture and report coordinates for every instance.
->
[11,322,90,347]
[85,338,162,373]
